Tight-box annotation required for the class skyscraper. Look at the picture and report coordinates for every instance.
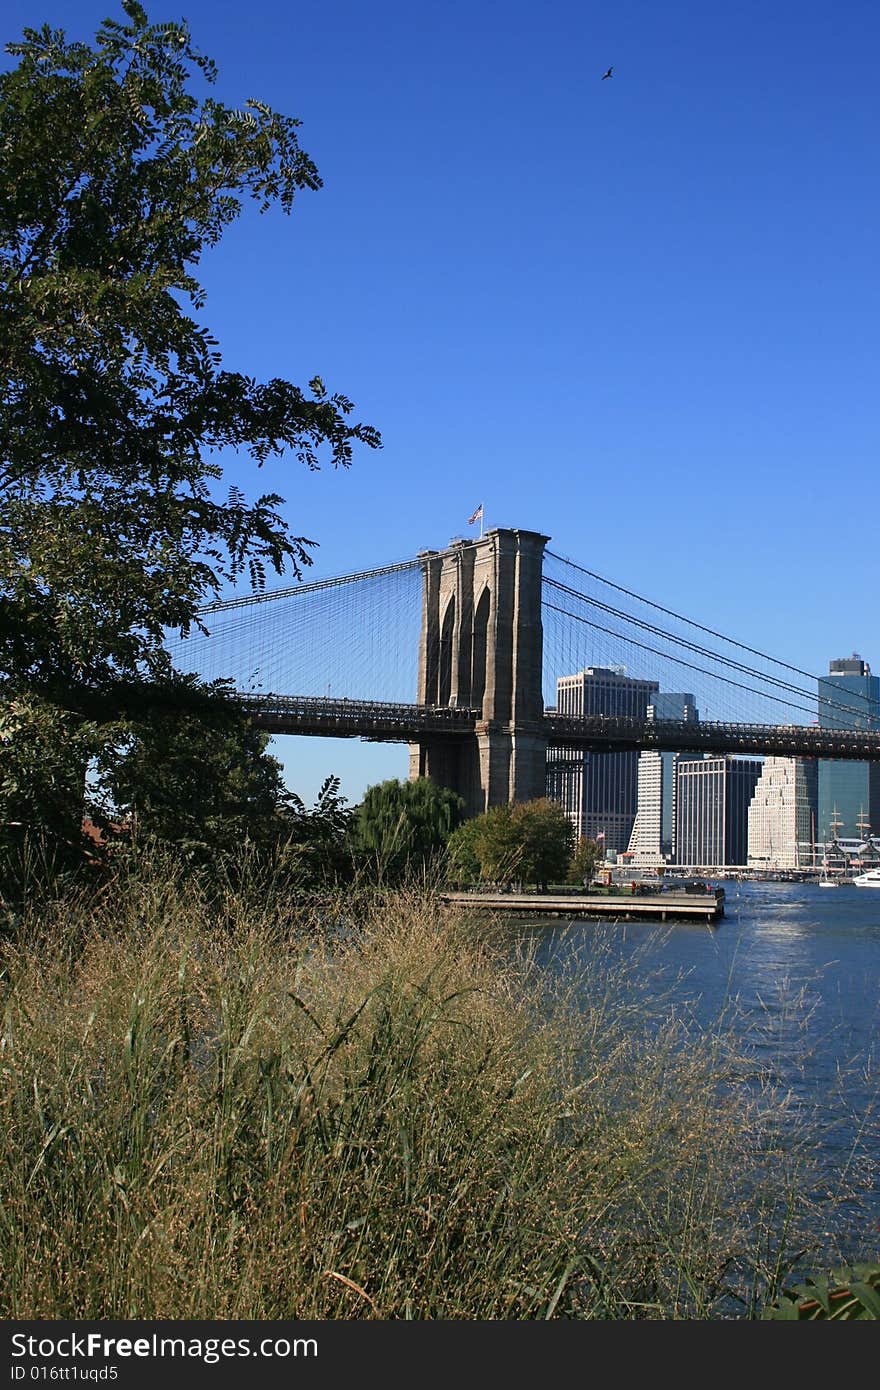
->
[626,693,699,864]
[546,666,658,854]
[817,655,880,841]
[747,757,818,870]
[626,751,664,865]
[675,755,763,868]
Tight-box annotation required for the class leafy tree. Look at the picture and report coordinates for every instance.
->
[513,798,574,888]
[567,836,604,886]
[0,693,106,897]
[277,774,356,886]
[97,675,291,863]
[0,0,380,698]
[0,4,380,867]
[465,803,520,884]
[353,778,464,883]
[466,798,575,889]
[445,815,483,884]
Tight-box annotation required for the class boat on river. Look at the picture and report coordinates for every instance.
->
[852,867,880,888]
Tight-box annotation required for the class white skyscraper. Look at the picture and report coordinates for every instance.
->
[626,693,699,864]
[747,757,818,870]
[626,751,664,865]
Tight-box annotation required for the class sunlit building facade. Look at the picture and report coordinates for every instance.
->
[626,693,699,864]
[746,757,818,870]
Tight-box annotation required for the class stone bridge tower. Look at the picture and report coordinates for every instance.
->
[409,527,549,817]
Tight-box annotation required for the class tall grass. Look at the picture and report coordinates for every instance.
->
[0,851,827,1318]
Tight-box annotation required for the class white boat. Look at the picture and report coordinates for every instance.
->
[852,867,880,888]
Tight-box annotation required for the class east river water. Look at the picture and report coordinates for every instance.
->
[514,879,880,1268]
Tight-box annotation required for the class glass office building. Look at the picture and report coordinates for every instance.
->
[675,755,763,868]
[546,666,659,854]
[817,655,880,841]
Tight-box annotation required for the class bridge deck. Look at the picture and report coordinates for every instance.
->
[238,694,880,760]
[441,889,724,923]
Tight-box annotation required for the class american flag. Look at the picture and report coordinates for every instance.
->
[467,503,483,525]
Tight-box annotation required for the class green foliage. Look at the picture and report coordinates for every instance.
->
[445,815,483,884]
[0,4,380,869]
[466,803,520,882]
[0,693,95,836]
[0,675,307,890]
[1,2,379,696]
[0,692,107,896]
[97,674,292,863]
[763,1263,880,1319]
[467,798,575,888]
[568,836,605,885]
[353,778,464,882]
[277,774,356,886]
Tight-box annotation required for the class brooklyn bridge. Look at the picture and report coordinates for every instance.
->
[165,528,880,817]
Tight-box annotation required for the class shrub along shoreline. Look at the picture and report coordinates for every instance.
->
[0,853,857,1319]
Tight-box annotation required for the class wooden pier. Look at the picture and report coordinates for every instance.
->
[440,889,725,924]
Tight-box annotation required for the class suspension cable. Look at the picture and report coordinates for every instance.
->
[198,557,424,614]
[542,576,867,722]
[545,551,878,716]
[542,600,820,721]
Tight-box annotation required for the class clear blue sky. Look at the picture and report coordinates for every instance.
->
[5,0,879,805]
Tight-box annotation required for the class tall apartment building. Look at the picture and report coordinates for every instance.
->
[626,693,699,864]
[817,655,880,841]
[747,757,818,870]
[546,666,658,854]
[675,755,763,868]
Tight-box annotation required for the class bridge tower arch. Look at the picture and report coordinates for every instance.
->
[410,527,549,816]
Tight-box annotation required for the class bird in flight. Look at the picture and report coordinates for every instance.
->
[602,66,613,79]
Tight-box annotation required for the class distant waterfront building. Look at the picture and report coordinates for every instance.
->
[817,655,880,841]
[626,693,699,864]
[675,755,763,868]
[546,666,658,855]
[747,757,818,870]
